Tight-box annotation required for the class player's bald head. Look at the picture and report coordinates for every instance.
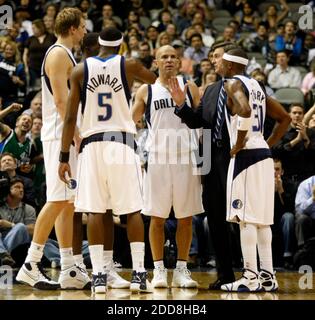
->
[155,45,178,59]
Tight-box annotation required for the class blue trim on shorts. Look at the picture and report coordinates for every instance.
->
[79,131,137,154]
[233,148,272,180]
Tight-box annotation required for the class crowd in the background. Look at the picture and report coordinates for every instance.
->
[0,0,315,271]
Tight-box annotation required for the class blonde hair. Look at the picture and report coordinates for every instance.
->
[55,7,83,37]
[4,41,21,64]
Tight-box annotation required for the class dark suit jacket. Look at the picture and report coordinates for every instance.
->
[174,81,220,129]
[174,80,231,155]
[175,81,237,280]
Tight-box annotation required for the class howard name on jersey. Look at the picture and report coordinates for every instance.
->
[86,72,123,93]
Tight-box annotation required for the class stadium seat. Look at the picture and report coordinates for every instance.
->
[214,10,231,18]
[274,87,305,107]
[212,17,231,33]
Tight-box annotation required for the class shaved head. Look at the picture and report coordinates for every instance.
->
[155,45,178,59]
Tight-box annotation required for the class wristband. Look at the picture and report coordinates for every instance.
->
[237,116,251,131]
[59,151,70,163]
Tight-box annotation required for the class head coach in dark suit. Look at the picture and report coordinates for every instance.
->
[170,42,239,289]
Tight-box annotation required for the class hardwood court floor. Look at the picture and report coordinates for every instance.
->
[2,269,315,300]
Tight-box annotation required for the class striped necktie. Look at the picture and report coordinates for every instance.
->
[213,84,227,142]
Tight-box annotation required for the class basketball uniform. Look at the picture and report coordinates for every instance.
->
[41,44,77,201]
[143,76,203,218]
[75,54,143,214]
[225,75,274,225]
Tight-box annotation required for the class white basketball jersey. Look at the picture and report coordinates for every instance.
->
[225,75,269,150]
[80,55,136,138]
[145,76,198,153]
[41,44,77,141]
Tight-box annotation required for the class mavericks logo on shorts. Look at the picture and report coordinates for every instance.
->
[232,199,243,209]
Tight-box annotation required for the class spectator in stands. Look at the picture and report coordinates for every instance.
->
[272,103,315,190]
[304,103,315,127]
[125,34,141,59]
[138,41,154,70]
[0,41,26,127]
[184,33,209,65]
[199,68,217,97]
[173,39,194,78]
[216,26,237,43]
[275,20,303,65]
[0,113,39,178]
[145,25,159,54]
[262,3,289,32]
[243,22,272,62]
[153,9,173,33]
[250,69,275,98]
[23,91,42,117]
[124,10,146,37]
[95,4,123,32]
[43,15,55,35]
[44,3,58,20]
[192,22,214,48]
[78,0,94,32]
[29,115,45,209]
[295,175,315,249]
[267,51,302,89]
[156,31,172,49]
[273,158,296,269]
[194,58,212,87]
[175,0,198,34]
[165,23,178,43]
[234,1,260,33]
[301,59,315,95]
[0,178,36,267]
[23,19,56,91]
[0,152,36,208]
[300,33,314,67]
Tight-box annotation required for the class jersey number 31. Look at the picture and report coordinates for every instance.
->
[98,93,112,121]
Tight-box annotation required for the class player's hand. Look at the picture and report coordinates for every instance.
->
[230,142,245,157]
[58,162,72,184]
[168,76,187,107]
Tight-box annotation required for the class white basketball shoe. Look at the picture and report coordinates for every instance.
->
[16,262,60,290]
[151,267,168,288]
[259,269,279,292]
[221,269,262,292]
[171,267,198,288]
[58,264,91,290]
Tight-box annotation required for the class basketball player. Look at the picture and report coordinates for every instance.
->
[58,26,157,293]
[16,8,90,290]
[72,32,130,289]
[132,45,203,288]
[169,47,291,292]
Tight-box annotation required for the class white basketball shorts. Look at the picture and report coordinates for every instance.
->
[75,141,143,214]
[143,152,204,219]
[43,140,77,202]
[226,148,274,225]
